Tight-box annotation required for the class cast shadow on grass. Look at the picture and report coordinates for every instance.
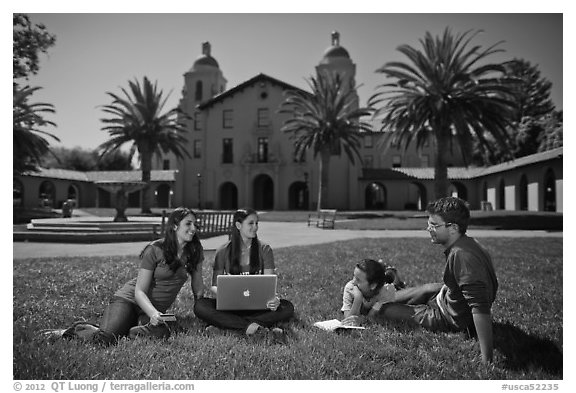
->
[493,321,562,375]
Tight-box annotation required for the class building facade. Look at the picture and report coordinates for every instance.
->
[160,33,479,211]
[14,33,563,213]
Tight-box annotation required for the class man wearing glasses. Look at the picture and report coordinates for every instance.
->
[379,197,498,364]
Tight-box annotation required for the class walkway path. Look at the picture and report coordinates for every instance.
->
[13,221,562,260]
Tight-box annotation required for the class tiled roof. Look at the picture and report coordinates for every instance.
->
[23,168,90,182]
[361,147,562,181]
[473,147,563,177]
[361,167,482,181]
[22,168,177,183]
[86,170,177,182]
[197,73,309,110]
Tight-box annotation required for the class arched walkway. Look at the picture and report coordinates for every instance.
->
[14,178,23,208]
[544,168,556,212]
[365,182,387,209]
[220,182,238,210]
[39,180,55,208]
[67,184,79,207]
[498,179,506,210]
[519,174,528,211]
[155,183,171,208]
[128,190,140,208]
[253,174,274,210]
[406,182,427,210]
[288,181,308,210]
[448,182,468,201]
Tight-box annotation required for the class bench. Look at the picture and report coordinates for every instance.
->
[307,209,337,229]
[155,211,234,239]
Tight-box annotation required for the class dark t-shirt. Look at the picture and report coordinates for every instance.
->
[437,235,498,326]
[114,240,200,313]
[211,239,274,285]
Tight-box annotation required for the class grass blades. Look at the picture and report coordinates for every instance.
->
[13,237,562,379]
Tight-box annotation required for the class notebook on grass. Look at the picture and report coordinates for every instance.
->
[216,274,277,310]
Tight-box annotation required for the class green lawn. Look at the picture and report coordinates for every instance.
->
[13,237,562,379]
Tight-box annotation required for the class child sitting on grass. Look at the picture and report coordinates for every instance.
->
[340,259,405,326]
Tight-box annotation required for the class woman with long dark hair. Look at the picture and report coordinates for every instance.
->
[48,207,204,345]
[194,208,294,339]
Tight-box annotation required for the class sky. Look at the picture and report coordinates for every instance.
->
[20,11,564,151]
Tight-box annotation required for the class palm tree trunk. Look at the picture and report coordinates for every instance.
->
[140,144,152,214]
[434,129,450,199]
[317,148,330,210]
[316,154,323,211]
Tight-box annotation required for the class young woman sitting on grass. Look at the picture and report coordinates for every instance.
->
[194,208,294,341]
[46,207,205,346]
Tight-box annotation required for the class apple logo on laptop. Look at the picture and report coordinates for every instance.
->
[243,289,250,297]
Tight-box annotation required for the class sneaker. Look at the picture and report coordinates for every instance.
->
[204,325,222,336]
[270,327,288,345]
[246,323,267,342]
[40,328,67,338]
[245,322,264,336]
[129,323,170,340]
[61,321,100,340]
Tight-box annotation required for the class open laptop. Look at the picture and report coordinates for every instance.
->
[216,275,277,311]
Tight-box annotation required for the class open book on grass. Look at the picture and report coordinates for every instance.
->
[313,319,366,331]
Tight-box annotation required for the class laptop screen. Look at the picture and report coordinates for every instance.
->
[216,275,277,310]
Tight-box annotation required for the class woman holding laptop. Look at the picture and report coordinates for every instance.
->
[194,208,294,341]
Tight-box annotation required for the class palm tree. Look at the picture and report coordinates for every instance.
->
[369,28,519,198]
[280,72,373,210]
[99,77,190,214]
[13,84,58,175]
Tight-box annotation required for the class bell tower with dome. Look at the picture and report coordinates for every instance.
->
[315,31,359,108]
[180,42,227,113]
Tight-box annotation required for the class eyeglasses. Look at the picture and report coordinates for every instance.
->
[425,222,452,231]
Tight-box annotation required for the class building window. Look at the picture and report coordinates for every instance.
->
[363,155,373,168]
[222,138,233,163]
[364,135,373,148]
[195,81,203,101]
[392,155,402,168]
[257,137,269,163]
[163,159,170,170]
[223,109,233,128]
[193,140,202,159]
[257,108,270,127]
[421,155,429,167]
[194,111,201,131]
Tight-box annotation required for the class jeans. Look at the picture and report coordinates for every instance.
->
[378,283,466,333]
[94,296,170,345]
[194,297,294,331]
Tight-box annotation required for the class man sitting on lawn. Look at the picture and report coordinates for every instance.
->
[378,196,499,363]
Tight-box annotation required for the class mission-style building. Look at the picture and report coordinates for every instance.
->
[14,32,563,213]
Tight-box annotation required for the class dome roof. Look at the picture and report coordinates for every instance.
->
[190,42,220,71]
[322,45,350,59]
[320,31,352,64]
[193,55,219,69]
